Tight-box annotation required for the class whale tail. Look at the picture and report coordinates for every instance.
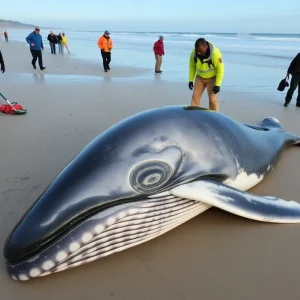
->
[261,117,300,146]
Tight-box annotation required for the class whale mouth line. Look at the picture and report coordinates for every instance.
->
[7,193,212,281]
[6,195,149,266]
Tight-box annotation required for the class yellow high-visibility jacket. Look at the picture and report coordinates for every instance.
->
[189,41,224,86]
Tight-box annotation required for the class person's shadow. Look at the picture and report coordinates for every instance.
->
[32,73,45,85]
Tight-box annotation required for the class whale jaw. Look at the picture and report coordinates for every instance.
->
[6,194,211,281]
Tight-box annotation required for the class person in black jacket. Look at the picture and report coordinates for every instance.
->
[284,52,300,107]
[47,31,58,54]
[0,50,5,73]
[56,33,63,54]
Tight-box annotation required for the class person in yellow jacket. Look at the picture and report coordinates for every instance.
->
[61,32,70,53]
[188,38,224,111]
[97,30,113,72]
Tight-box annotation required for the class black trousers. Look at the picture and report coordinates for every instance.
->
[30,49,43,69]
[101,51,111,71]
[285,74,300,103]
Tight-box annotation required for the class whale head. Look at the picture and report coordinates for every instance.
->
[4,106,228,281]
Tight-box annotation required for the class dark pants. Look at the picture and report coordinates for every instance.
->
[285,74,300,104]
[30,49,44,69]
[58,43,63,54]
[5,36,8,42]
[101,51,111,71]
[50,42,56,54]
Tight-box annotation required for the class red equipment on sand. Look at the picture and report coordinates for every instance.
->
[0,92,27,115]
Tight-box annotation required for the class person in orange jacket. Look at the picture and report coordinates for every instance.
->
[97,30,113,72]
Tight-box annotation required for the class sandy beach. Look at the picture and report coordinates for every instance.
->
[1,40,300,300]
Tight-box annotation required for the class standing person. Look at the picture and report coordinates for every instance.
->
[0,50,5,73]
[47,31,57,54]
[153,35,164,73]
[56,32,63,54]
[188,38,224,112]
[284,52,300,107]
[97,30,113,72]
[61,32,70,53]
[25,27,46,71]
[4,30,8,42]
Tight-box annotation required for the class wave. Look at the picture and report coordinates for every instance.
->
[70,29,300,43]
[111,31,300,43]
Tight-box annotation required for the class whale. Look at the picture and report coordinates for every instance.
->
[3,105,300,281]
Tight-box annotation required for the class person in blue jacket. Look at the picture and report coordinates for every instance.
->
[26,27,46,71]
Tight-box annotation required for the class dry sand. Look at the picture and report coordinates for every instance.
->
[0,41,300,300]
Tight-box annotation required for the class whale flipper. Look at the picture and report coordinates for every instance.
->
[171,180,300,223]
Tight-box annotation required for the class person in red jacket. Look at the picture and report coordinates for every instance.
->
[153,35,165,73]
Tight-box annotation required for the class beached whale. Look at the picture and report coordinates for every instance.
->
[3,105,300,281]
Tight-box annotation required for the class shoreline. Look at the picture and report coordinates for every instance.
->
[0,30,294,98]
[0,40,151,79]
[0,39,291,107]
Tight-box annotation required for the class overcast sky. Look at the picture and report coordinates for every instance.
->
[2,0,300,33]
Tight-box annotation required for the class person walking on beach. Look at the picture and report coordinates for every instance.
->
[153,35,164,73]
[61,32,70,53]
[0,50,5,73]
[47,31,58,54]
[98,30,113,72]
[4,30,8,42]
[188,38,224,112]
[284,52,300,107]
[26,27,46,71]
[56,32,63,54]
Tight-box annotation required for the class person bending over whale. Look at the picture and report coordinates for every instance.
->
[188,38,224,111]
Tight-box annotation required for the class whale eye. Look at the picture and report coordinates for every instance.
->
[130,161,172,193]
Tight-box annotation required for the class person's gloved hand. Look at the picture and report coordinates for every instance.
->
[212,86,220,94]
[0,63,5,74]
[188,81,193,90]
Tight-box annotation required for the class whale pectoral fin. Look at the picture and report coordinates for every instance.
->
[170,180,300,223]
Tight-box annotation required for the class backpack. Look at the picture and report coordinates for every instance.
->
[0,102,24,114]
[193,51,214,69]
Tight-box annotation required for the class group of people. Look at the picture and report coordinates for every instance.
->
[152,36,224,112]
[47,31,70,55]
[152,35,299,111]
[24,27,71,71]
[1,26,300,111]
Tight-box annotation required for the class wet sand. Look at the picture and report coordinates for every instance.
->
[0,40,149,78]
[1,41,300,300]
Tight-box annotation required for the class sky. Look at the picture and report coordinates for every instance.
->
[2,0,300,33]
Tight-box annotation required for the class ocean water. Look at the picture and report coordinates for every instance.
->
[2,29,300,98]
